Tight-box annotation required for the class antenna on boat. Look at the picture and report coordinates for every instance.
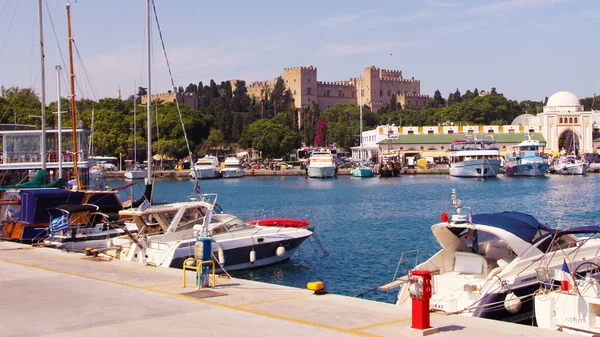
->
[451,189,462,209]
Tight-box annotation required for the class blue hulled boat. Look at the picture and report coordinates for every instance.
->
[505,134,550,177]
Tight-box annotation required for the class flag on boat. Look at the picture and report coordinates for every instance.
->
[554,259,574,291]
[49,214,69,236]
[137,199,150,211]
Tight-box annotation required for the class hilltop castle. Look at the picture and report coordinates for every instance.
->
[247,65,428,113]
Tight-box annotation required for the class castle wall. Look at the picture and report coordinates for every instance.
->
[140,92,197,110]
[316,81,357,109]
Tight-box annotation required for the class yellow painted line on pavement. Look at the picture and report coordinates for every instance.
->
[236,293,313,307]
[351,317,412,331]
[0,257,381,337]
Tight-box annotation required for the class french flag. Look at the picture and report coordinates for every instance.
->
[554,260,574,291]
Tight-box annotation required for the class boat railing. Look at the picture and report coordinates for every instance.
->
[378,249,422,291]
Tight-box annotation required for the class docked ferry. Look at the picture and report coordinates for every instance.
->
[505,135,549,177]
[449,136,501,178]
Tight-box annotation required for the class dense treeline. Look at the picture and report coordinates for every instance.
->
[0,83,598,160]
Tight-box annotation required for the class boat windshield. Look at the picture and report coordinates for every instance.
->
[149,206,206,229]
[196,162,215,166]
[450,228,517,261]
[208,218,254,235]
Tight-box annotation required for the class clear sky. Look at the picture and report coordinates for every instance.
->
[1,0,599,104]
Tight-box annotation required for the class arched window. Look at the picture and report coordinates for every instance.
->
[575,117,578,123]
[569,117,573,124]
[559,117,563,123]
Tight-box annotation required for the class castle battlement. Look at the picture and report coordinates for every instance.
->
[283,65,316,71]
[248,80,273,88]
[317,81,354,87]
[400,94,429,98]
[380,77,420,83]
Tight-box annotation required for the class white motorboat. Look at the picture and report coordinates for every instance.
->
[380,189,600,324]
[124,164,146,180]
[190,155,221,179]
[89,165,106,180]
[306,148,337,178]
[505,134,550,177]
[221,155,245,178]
[535,254,600,335]
[449,136,501,178]
[113,196,314,271]
[550,156,589,175]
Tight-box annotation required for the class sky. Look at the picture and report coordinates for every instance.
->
[0,0,599,104]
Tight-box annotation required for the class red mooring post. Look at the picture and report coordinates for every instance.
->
[409,270,432,330]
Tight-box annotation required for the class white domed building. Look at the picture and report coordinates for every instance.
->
[536,91,596,154]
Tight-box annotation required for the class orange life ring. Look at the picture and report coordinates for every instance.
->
[521,152,526,157]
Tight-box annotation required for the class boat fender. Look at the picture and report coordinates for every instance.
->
[249,249,256,264]
[276,246,286,257]
[307,281,324,292]
[218,247,225,265]
[504,292,521,313]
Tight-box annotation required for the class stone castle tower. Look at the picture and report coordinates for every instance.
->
[247,65,428,123]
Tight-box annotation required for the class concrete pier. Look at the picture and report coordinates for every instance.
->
[0,241,562,337]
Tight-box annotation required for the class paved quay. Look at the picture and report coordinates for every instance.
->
[0,241,561,337]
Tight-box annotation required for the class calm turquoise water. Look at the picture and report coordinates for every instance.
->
[109,174,600,303]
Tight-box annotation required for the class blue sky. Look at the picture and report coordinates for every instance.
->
[1,0,599,104]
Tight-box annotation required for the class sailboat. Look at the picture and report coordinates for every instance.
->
[124,88,146,180]
[42,2,148,250]
[351,79,374,177]
[109,0,314,272]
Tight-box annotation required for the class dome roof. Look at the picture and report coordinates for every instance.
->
[511,113,538,125]
[546,91,580,107]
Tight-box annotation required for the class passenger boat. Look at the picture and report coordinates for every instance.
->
[306,148,337,178]
[449,136,501,178]
[113,197,314,271]
[221,155,245,178]
[504,134,550,177]
[190,155,221,179]
[535,258,600,335]
[380,189,600,324]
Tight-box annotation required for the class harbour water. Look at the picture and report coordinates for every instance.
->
[109,175,600,304]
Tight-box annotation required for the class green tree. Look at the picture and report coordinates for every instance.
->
[239,119,300,158]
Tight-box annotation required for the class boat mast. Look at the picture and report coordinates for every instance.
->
[38,0,47,172]
[145,0,153,186]
[56,65,63,179]
[359,77,363,160]
[67,2,81,189]
[133,82,137,166]
[89,108,94,156]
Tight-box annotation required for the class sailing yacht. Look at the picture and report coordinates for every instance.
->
[351,81,374,178]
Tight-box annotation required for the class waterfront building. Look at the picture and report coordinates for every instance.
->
[351,91,600,162]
